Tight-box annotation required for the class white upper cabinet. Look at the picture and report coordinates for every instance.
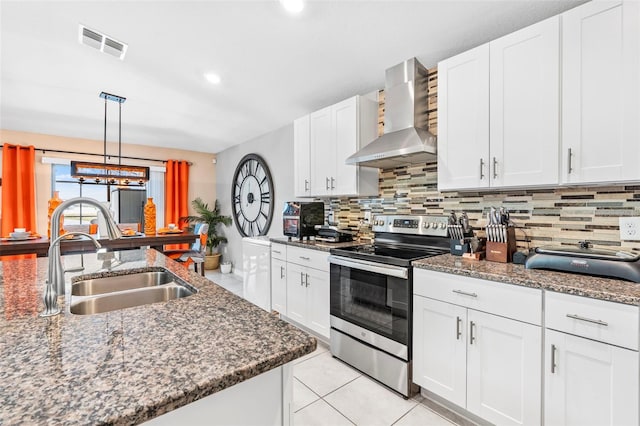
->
[293,115,312,197]
[309,106,333,196]
[437,44,490,190]
[303,95,378,197]
[489,16,560,187]
[562,0,640,184]
[438,16,560,191]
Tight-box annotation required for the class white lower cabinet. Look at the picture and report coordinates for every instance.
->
[466,310,541,425]
[413,269,542,426]
[270,245,330,340]
[285,262,330,340]
[271,258,287,315]
[544,291,639,426]
[545,329,639,426]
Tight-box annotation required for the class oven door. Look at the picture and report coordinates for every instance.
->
[328,255,411,349]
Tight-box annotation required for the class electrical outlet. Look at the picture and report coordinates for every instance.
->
[619,217,640,240]
[364,211,372,223]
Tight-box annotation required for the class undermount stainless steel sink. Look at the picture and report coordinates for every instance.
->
[72,271,176,296]
[69,270,197,315]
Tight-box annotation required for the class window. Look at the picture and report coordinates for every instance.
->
[50,162,165,226]
[51,164,109,224]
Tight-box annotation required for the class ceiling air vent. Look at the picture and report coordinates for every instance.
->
[78,24,128,60]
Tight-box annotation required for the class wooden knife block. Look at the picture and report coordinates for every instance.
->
[486,227,516,263]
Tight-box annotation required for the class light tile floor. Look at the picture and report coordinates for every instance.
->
[205,269,462,426]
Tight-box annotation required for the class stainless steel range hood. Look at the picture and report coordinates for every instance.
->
[346,58,436,169]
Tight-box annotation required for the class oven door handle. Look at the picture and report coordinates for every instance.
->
[328,255,408,279]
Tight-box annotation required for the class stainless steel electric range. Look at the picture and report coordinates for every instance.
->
[328,214,450,397]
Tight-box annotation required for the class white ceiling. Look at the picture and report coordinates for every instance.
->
[0,0,586,154]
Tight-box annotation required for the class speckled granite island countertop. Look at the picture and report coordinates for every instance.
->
[270,237,366,252]
[414,254,640,306]
[0,249,316,425]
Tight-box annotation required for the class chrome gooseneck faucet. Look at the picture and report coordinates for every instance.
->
[40,197,123,317]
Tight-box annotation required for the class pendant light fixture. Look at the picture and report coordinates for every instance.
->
[70,92,149,186]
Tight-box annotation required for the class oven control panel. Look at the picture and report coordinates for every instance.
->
[372,215,449,237]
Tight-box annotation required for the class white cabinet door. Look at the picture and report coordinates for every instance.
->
[437,44,490,191]
[490,16,560,188]
[309,106,333,196]
[286,263,307,326]
[545,329,639,426]
[332,96,359,196]
[293,115,311,197]
[305,266,330,340]
[271,258,287,315]
[562,1,640,184]
[413,296,467,408]
[467,310,542,426]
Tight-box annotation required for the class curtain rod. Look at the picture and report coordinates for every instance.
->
[0,145,193,166]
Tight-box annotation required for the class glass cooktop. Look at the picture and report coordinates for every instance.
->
[330,243,448,267]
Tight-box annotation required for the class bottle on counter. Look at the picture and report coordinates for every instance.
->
[144,197,156,235]
[47,190,65,238]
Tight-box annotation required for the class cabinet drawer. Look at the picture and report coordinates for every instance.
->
[271,243,287,261]
[545,291,639,351]
[287,246,329,272]
[414,269,542,325]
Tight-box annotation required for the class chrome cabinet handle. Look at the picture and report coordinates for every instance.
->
[566,313,608,327]
[300,272,304,286]
[330,177,335,189]
[272,250,281,254]
[305,273,310,287]
[280,266,285,279]
[325,177,330,190]
[567,148,573,174]
[304,179,309,191]
[480,158,485,179]
[300,256,310,261]
[550,344,557,374]
[456,316,462,340]
[469,321,476,345]
[492,157,498,179]
[452,289,478,298]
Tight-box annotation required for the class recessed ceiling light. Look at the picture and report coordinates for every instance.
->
[205,73,221,85]
[280,0,304,14]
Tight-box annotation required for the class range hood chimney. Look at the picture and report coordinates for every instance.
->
[346,58,436,169]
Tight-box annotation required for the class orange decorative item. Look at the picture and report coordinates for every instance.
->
[144,197,157,235]
[47,191,65,238]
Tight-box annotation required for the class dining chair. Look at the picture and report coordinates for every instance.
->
[164,223,209,276]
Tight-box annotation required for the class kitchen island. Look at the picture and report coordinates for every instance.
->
[0,249,316,425]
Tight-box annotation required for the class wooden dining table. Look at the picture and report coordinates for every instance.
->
[0,232,199,258]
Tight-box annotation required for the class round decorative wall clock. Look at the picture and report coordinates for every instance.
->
[231,153,274,237]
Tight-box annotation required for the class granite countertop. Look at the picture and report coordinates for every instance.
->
[0,249,316,425]
[270,236,366,252]
[414,254,640,306]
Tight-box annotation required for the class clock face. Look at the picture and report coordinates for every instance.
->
[231,154,274,237]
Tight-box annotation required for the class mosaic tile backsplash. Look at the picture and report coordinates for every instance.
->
[324,163,640,253]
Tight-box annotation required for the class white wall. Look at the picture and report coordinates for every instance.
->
[215,123,295,272]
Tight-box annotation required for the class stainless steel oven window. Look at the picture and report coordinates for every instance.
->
[330,263,410,345]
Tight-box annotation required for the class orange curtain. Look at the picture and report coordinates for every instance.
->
[165,160,189,250]
[1,144,37,237]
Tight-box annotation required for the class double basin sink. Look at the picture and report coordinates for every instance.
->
[70,270,197,315]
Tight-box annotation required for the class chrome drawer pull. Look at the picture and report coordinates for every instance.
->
[469,321,476,344]
[566,314,609,327]
[272,250,281,254]
[551,344,557,374]
[456,316,462,340]
[452,289,478,298]
[479,158,485,179]
[300,256,310,261]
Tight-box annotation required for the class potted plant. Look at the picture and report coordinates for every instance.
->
[181,197,232,270]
